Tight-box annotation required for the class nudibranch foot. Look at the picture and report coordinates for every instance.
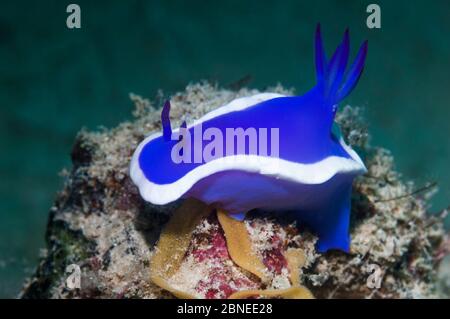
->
[228,211,247,222]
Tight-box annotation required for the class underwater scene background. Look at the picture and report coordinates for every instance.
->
[0,0,448,297]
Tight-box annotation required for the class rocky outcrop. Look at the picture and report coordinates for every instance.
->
[20,83,448,299]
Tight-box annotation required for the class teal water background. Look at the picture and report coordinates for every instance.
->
[0,0,449,297]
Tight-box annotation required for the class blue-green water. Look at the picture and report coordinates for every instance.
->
[0,0,449,297]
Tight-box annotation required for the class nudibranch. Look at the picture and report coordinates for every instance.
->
[130,25,368,255]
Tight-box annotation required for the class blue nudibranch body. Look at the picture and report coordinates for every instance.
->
[130,25,368,253]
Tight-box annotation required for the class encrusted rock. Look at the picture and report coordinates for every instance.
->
[20,82,447,299]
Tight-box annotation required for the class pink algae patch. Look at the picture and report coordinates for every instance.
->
[192,229,230,262]
[188,214,259,299]
[262,233,288,274]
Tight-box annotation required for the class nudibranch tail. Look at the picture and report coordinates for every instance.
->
[296,183,352,253]
[314,24,368,107]
[161,100,172,141]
